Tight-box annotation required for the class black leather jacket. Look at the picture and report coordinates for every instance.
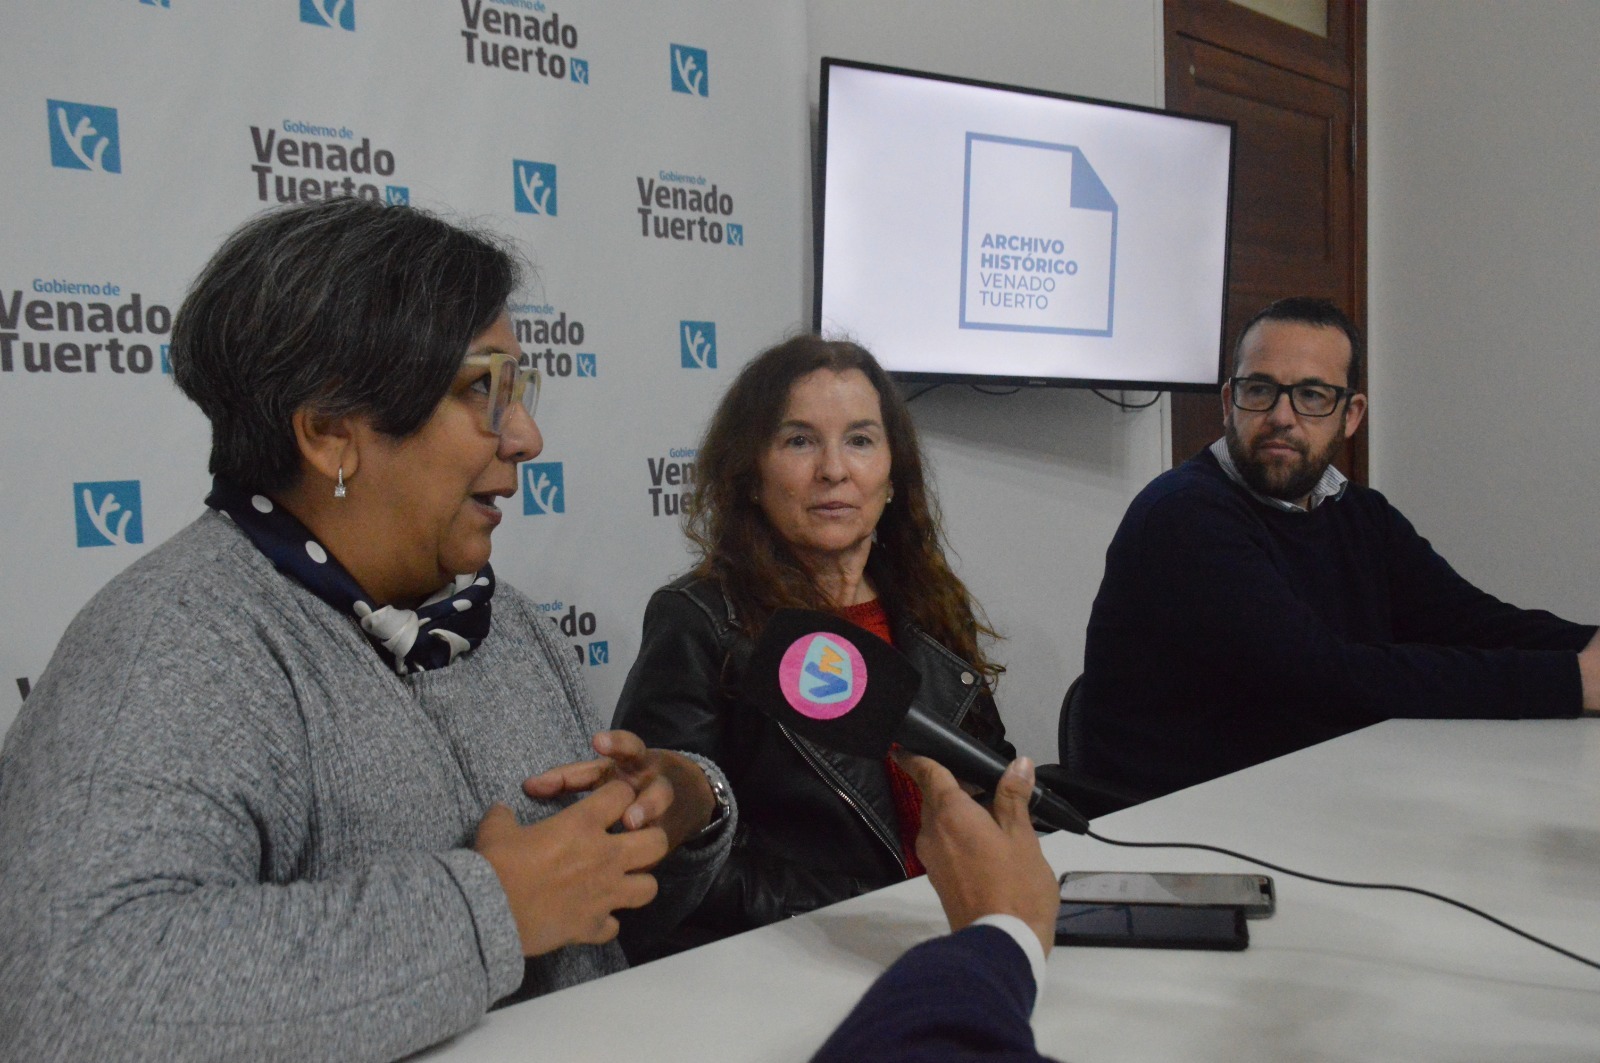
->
[612,573,1012,957]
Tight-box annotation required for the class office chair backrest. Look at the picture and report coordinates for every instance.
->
[1059,673,1086,773]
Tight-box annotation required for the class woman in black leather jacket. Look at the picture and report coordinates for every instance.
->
[613,335,1012,957]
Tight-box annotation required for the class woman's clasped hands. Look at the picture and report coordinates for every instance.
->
[474,730,717,956]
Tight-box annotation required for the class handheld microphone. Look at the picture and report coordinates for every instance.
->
[745,609,1089,835]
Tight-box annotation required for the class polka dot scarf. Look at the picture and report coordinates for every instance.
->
[205,477,495,675]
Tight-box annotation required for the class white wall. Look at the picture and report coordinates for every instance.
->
[1368,2,1600,619]
[805,0,1168,762]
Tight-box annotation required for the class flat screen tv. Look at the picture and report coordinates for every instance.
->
[815,59,1235,391]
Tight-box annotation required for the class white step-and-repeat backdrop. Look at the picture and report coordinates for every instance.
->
[1,0,809,735]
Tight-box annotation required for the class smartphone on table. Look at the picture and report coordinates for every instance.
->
[1058,871,1275,917]
[1054,902,1249,951]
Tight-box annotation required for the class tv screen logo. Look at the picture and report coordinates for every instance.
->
[48,101,121,174]
[959,133,1118,337]
[74,481,144,547]
[513,160,558,216]
[301,0,354,31]
[521,462,565,514]
[680,321,716,369]
[670,45,708,96]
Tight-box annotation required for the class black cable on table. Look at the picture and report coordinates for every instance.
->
[1085,828,1600,972]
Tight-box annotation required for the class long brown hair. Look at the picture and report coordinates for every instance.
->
[686,335,1001,682]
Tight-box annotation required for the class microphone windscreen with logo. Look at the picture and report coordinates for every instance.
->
[749,609,1092,835]
[744,608,921,758]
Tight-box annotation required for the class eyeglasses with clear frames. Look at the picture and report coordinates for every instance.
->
[463,351,541,434]
[1229,376,1354,418]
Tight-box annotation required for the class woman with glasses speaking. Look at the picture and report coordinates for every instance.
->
[0,199,731,1061]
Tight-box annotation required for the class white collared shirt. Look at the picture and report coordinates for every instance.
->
[1210,437,1348,513]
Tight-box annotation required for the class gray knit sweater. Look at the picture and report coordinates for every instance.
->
[0,511,731,1061]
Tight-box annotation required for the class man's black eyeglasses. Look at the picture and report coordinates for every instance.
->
[1229,377,1355,418]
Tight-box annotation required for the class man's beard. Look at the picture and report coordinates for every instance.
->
[1224,416,1346,503]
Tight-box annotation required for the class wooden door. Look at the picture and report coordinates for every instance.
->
[1166,0,1367,481]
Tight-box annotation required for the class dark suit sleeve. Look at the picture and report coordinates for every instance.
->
[810,925,1052,1063]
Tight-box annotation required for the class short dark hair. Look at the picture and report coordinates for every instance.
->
[170,198,522,492]
[1231,297,1364,392]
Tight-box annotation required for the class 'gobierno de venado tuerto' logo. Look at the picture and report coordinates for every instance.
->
[2,281,172,376]
[249,120,408,205]
[534,599,607,668]
[510,303,595,379]
[644,446,696,518]
[636,171,744,247]
[460,1,588,85]
[959,133,1118,337]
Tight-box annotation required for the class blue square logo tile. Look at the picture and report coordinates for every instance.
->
[301,0,354,30]
[521,462,565,514]
[679,321,716,369]
[47,101,121,173]
[74,480,144,547]
[513,160,557,216]
[670,45,708,96]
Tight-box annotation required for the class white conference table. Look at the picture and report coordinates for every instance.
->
[421,719,1600,1061]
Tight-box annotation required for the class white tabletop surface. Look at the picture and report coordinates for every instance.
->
[418,719,1600,1062]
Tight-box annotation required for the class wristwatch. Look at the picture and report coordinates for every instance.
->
[695,768,732,838]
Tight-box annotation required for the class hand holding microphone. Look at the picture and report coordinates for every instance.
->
[897,751,1062,956]
[745,609,1089,835]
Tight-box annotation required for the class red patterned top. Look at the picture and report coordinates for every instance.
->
[838,598,925,878]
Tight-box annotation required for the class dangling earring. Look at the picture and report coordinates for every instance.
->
[885,484,894,504]
[334,466,347,499]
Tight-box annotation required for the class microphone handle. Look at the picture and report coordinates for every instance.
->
[896,706,1089,835]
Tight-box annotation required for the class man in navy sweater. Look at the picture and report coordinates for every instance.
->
[1080,297,1600,799]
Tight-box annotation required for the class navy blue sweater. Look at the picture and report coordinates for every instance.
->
[1080,449,1594,797]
